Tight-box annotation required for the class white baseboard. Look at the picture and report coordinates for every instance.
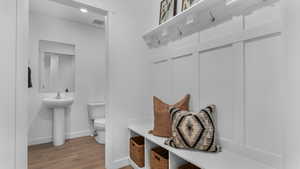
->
[28,136,52,146]
[110,157,129,169]
[129,158,141,169]
[66,130,91,139]
[28,130,91,146]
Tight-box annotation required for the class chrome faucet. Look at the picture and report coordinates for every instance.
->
[56,91,61,99]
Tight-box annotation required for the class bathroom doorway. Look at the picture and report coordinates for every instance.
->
[27,0,109,169]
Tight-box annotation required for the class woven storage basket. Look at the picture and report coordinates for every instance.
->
[130,136,145,168]
[178,163,201,169]
[150,147,169,169]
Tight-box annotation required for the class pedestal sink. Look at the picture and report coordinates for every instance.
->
[43,96,74,146]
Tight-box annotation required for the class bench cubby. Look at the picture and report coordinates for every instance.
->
[128,123,275,169]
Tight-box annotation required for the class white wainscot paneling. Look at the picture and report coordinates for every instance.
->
[171,54,198,111]
[152,59,171,102]
[244,2,282,30]
[198,45,237,142]
[244,34,282,157]
[199,16,243,43]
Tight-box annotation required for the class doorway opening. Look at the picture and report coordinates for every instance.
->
[27,0,109,169]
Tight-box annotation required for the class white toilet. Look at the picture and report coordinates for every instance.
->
[88,102,106,144]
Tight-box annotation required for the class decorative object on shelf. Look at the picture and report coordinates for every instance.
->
[165,104,221,152]
[159,0,177,24]
[178,163,202,169]
[130,136,145,168]
[182,0,200,11]
[150,94,190,138]
[151,147,169,169]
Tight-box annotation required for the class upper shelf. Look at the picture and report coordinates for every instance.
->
[143,0,279,48]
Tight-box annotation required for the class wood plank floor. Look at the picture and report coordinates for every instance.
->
[28,136,105,169]
[28,136,134,169]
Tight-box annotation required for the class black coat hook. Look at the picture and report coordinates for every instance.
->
[209,11,216,23]
[177,27,183,37]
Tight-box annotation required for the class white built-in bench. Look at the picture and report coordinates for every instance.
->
[128,123,275,169]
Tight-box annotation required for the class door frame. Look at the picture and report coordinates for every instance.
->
[15,0,112,169]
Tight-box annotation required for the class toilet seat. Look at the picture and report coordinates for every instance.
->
[94,118,105,129]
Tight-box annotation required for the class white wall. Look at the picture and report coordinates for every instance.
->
[0,1,17,169]
[282,1,300,169]
[28,13,106,145]
[148,1,283,169]
[104,2,154,169]
[1,0,29,168]
[16,0,30,168]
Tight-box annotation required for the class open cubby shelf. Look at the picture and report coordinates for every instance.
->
[128,123,275,169]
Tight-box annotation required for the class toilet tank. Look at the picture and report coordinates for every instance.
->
[88,102,106,120]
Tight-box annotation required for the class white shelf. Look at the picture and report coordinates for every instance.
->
[128,123,275,169]
[143,0,279,48]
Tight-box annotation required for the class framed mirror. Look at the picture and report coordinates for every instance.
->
[39,40,75,93]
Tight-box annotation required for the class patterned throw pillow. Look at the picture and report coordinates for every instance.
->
[150,95,190,138]
[165,105,221,152]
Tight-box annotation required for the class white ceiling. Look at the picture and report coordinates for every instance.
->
[30,0,106,28]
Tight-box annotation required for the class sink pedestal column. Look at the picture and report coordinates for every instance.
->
[53,108,65,146]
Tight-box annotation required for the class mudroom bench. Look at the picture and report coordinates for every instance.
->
[128,123,275,169]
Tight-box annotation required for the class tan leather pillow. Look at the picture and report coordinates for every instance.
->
[150,94,190,138]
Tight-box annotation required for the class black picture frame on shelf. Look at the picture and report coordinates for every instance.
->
[182,0,200,11]
[159,0,177,24]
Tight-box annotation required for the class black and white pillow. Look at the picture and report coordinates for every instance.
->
[165,105,221,152]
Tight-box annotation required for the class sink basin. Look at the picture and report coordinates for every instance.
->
[43,97,74,108]
[42,96,74,146]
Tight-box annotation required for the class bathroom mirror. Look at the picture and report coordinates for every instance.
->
[39,40,75,93]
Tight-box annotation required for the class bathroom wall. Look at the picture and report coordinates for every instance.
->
[28,12,106,145]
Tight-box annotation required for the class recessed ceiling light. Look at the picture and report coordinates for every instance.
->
[80,8,88,13]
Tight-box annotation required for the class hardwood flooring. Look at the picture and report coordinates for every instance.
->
[28,136,105,169]
[28,136,134,169]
